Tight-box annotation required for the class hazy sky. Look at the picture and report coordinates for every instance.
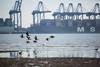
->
[0,0,100,27]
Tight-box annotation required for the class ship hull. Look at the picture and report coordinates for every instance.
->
[28,19,100,33]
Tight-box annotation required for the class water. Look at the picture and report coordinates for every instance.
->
[0,34,100,58]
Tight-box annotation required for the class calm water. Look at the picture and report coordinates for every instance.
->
[0,34,100,58]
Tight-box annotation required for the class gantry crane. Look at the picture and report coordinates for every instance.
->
[86,3,100,20]
[53,3,75,20]
[52,3,65,20]
[32,1,51,25]
[9,0,22,30]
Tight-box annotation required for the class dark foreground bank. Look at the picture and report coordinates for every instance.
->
[0,57,100,67]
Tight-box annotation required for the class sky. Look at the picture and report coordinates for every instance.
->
[0,0,100,28]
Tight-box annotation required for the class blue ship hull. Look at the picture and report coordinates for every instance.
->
[27,19,100,33]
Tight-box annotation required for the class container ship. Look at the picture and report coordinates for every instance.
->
[0,18,100,34]
[28,19,100,33]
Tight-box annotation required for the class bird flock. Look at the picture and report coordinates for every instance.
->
[20,32,55,44]
[19,32,55,57]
